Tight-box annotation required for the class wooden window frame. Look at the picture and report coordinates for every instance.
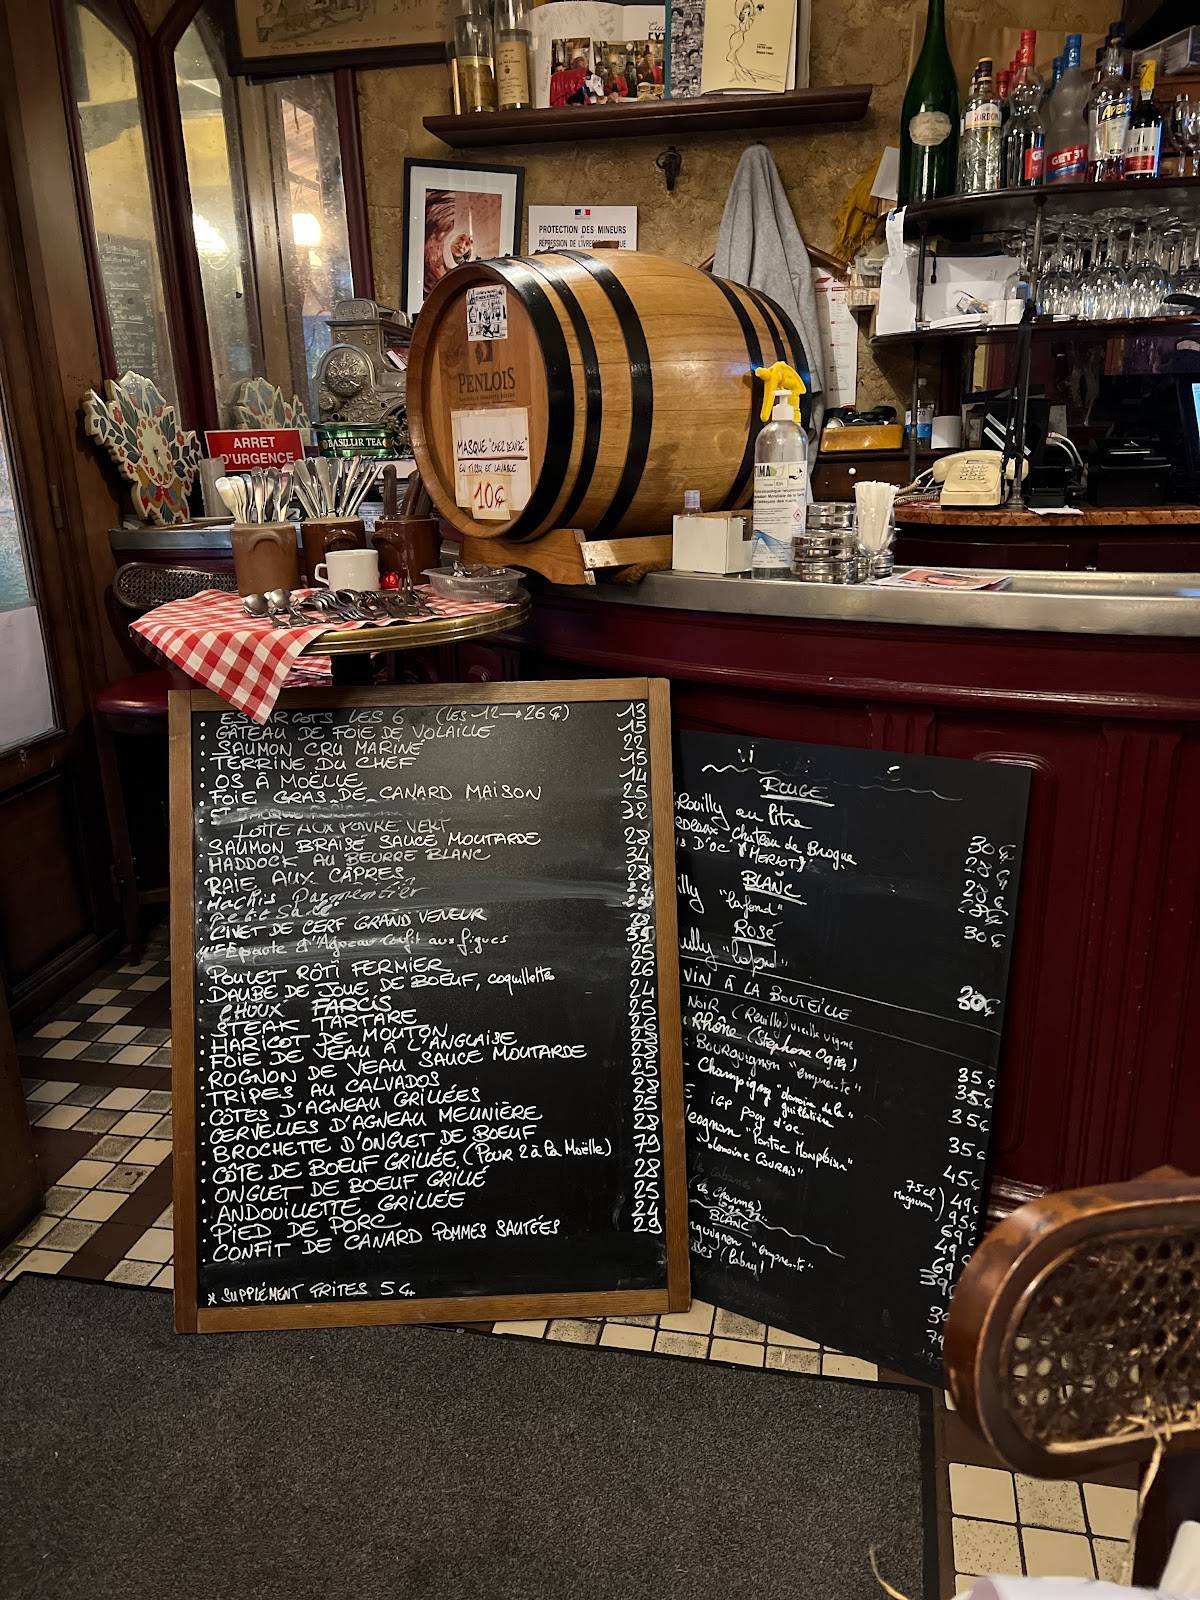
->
[54,0,374,434]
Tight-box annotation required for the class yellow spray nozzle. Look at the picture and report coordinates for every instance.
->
[756,360,807,423]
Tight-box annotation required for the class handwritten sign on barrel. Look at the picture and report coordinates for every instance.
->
[674,731,1029,1380]
[169,683,688,1333]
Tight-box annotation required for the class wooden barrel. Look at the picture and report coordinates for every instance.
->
[407,250,809,541]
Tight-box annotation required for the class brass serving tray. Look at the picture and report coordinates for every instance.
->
[300,594,530,656]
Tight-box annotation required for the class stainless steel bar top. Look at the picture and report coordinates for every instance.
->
[575,569,1200,639]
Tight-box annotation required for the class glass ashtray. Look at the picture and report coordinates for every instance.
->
[423,564,523,601]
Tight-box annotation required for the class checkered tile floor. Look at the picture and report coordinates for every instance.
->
[4,931,1140,1595]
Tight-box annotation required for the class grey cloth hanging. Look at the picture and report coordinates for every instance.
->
[713,145,825,432]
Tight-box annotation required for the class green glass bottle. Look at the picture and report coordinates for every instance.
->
[899,0,959,205]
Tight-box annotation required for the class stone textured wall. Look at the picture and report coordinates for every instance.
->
[358,0,1111,407]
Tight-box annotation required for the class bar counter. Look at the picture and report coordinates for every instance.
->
[518,569,1200,1212]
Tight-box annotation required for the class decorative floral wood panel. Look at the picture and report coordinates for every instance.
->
[81,371,199,526]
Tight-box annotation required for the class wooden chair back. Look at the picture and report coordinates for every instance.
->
[945,1171,1200,1478]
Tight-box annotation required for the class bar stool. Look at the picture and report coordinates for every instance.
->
[96,563,236,958]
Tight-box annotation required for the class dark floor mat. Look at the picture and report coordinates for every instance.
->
[0,1275,936,1600]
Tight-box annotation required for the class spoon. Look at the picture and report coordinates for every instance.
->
[291,460,322,520]
[217,475,249,523]
[314,456,334,517]
[265,587,293,628]
[242,592,269,620]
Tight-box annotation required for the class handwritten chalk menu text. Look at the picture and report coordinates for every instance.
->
[172,683,687,1333]
[674,732,1029,1380]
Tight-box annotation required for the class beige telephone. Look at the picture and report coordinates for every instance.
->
[933,450,1028,508]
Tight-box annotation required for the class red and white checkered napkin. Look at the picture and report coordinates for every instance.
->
[129,587,507,724]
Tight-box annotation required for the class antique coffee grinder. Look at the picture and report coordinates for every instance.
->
[314,299,413,455]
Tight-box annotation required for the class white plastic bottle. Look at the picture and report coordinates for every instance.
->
[751,362,809,579]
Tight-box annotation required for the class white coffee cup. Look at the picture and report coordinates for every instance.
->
[314,547,380,591]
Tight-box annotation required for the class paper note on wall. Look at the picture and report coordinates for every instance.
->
[451,407,532,513]
[812,270,858,410]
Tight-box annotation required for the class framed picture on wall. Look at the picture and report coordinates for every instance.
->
[228,0,449,76]
[402,159,525,317]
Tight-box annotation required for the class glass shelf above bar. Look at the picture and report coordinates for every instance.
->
[873,315,1200,347]
[903,175,1200,233]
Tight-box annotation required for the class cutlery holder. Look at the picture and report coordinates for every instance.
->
[300,517,367,585]
[231,522,300,597]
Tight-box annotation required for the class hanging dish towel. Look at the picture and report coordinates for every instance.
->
[713,145,825,433]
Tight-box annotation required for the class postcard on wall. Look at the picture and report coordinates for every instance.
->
[699,0,798,94]
[529,2,666,107]
[529,206,638,251]
[665,0,707,97]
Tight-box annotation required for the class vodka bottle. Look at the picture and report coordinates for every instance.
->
[1046,33,1090,184]
[958,58,1003,194]
[1048,54,1064,105]
[1088,29,1133,181]
[1003,31,1046,188]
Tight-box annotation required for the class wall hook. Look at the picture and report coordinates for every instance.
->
[656,145,683,192]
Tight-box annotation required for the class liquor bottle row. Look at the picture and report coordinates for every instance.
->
[957,26,1162,195]
[449,0,533,114]
[899,4,1189,205]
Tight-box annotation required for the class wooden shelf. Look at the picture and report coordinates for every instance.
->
[896,501,1200,528]
[424,84,872,148]
[873,315,1200,348]
[903,175,1200,234]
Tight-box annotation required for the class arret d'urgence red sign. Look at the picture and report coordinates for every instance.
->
[204,429,304,470]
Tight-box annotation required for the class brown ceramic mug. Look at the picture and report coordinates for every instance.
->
[300,517,366,585]
[372,516,440,586]
[231,522,300,597]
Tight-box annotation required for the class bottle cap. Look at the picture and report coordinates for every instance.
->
[977,56,993,75]
[755,361,807,424]
[1138,58,1156,91]
[683,489,701,512]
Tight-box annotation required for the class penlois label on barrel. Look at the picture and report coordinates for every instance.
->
[452,406,531,511]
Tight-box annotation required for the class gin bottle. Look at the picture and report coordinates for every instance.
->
[958,58,1002,194]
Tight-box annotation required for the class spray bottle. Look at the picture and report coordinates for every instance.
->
[752,361,809,579]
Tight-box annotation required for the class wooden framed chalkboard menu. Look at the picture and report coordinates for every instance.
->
[169,683,688,1333]
[674,731,1029,1381]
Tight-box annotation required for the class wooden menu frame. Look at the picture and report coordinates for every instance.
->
[169,680,688,1334]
